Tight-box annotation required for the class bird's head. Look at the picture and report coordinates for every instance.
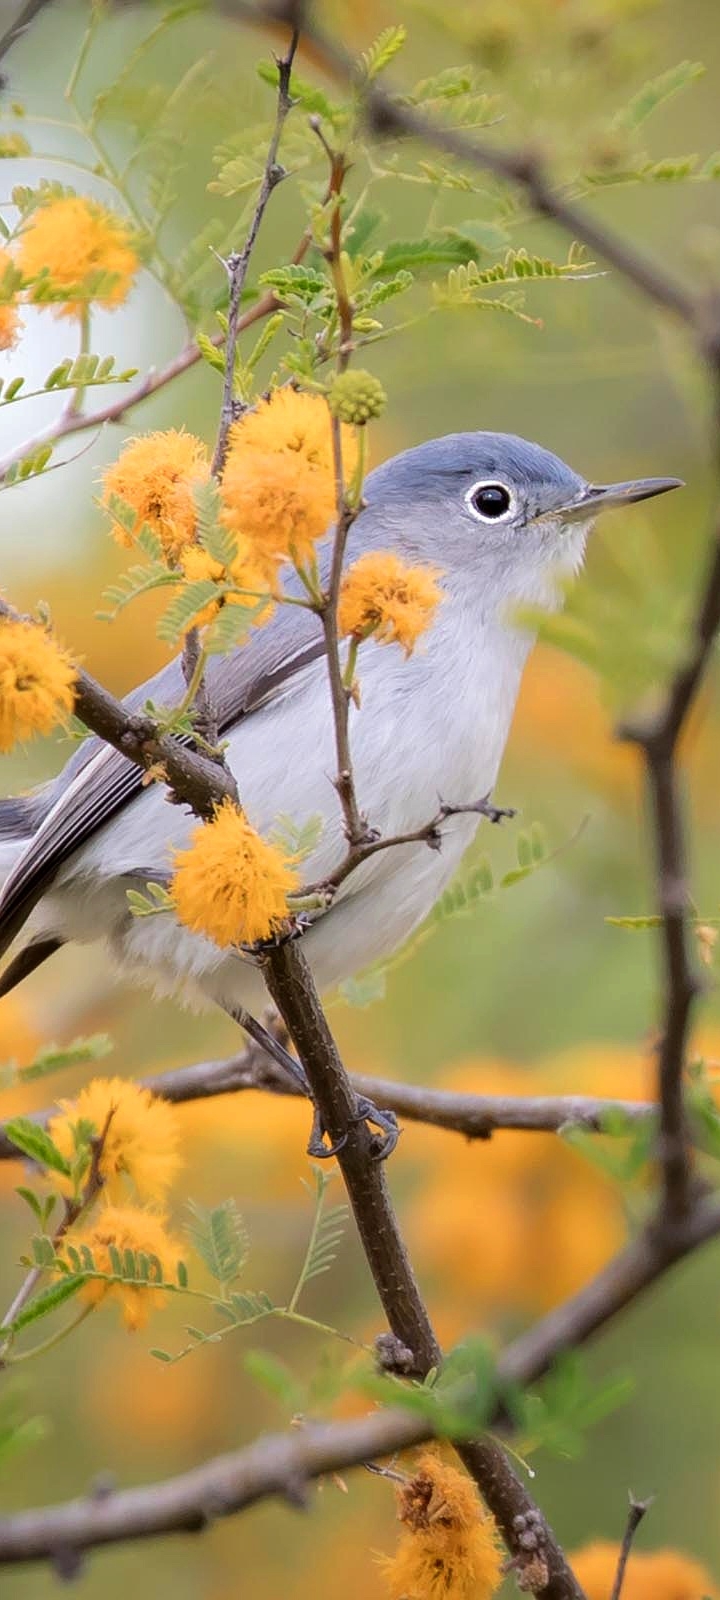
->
[356,431,683,612]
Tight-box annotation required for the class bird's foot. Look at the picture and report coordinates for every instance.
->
[306,1096,400,1162]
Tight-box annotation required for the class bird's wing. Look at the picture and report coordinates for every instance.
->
[0,598,326,959]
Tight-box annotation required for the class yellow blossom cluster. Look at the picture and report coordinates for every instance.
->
[101,429,211,562]
[17,194,139,319]
[0,617,76,752]
[171,798,299,948]
[338,551,444,656]
[219,387,358,576]
[44,1077,183,1331]
[380,1451,503,1600]
[49,1076,182,1205]
[180,543,275,630]
[64,1205,179,1332]
[570,1540,719,1599]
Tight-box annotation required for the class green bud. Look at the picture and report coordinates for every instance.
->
[328,368,387,425]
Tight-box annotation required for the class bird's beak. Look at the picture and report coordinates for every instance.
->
[554,475,685,523]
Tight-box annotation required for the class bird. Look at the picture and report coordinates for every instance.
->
[0,431,681,1050]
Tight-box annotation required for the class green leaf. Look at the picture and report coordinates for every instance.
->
[195,479,237,566]
[612,61,705,133]
[157,579,219,645]
[338,967,388,1008]
[3,1119,71,1176]
[98,560,177,623]
[18,1033,112,1082]
[195,330,225,374]
[359,24,407,81]
[269,812,324,861]
[258,263,331,305]
[186,1199,249,1285]
[605,915,663,930]
[2,1275,83,1336]
[203,601,263,656]
[243,1349,305,1411]
[15,1186,43,1222]
[370,237,477,277]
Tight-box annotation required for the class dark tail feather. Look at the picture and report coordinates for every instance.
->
[0,937,63,997]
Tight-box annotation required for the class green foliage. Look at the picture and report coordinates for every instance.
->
[612,61,705,133]
[98,559,178,622]
[359,25,407,82]
[186,1198,250,1288]
[2,1119,71,1177]
[0,1389,47,1471]
[507,1353,634,1460]
[269,813,324,862]
[289,1169,348,1310]
[561,1106,657,1185]
[1,1032,112,1086]
[126,881,174,920]
[1,1276,84,1338]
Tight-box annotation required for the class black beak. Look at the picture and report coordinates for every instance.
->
[555,475,685,523]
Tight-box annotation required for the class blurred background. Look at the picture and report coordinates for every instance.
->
[1,0,720,1594]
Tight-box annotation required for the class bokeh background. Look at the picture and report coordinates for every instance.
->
[2,0,720,1594]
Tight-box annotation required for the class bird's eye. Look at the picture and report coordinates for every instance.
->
[466,481,513,522]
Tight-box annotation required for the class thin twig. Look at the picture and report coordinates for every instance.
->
[609,1496,653,1600]
[211,25,299,474]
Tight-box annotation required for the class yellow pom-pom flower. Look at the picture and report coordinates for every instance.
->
[338,551,444,656]
[380,1451,503,1600]
[180,543,275,632]
[171,799,299,948]
[0,247,21,350]
[101,429,211,562]
[570,1540,720,1600]
[63,1205,178,1331]
[0,617,76,752]
[48,1077,182,1205]
[17,194,139,319]
[220,388,358,573]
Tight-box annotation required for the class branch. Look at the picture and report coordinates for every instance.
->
[260,937,585,1600]
[0,1055,657,1161]
[610,1496,653,1600]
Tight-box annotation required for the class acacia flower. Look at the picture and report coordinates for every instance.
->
[171,799,299,948]
[338,551,444,656]
[570,1540,719,1599]
[64,1205,177,1330]
[48,1077,182,1205]
[0,247,21,350]
[220,388,358,573]
[0,617,76,752]
[17,194,139,318]
[329,368,387,424]
[180,543,275,631]
[101,429,211,562]
[380,1451,503,1600]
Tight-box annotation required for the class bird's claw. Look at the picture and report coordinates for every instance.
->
[305,1098,400,1162]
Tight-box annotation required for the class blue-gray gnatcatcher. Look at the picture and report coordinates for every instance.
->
[0,432,682,1023]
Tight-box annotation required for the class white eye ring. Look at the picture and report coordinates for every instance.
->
[465,480,515,523]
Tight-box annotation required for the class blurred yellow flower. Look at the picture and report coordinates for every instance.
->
[48,1076,182,1204]
[17,195,139,318]
[220,388,358,573]
[171,799,298,948]
[338,552,444,656]
[570,1539,719,1599]
[0,247,21,350]
[64,1205,177,1330]
[404,1060,628,1324]
[101,429,210,562]
[380,1450,503,1600]
[180,543,275,631]
[0,617,76,752]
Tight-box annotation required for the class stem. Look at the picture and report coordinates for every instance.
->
[5,1304,94,1366]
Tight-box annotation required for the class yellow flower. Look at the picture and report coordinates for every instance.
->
[220,388,358,572]
[17,194,139,319]
[0,247,21,350]
[171,799,299,948]
[48,1076,182,1205]
[101,429,211,562]
[63,1205,178,1330]
[179,542,275,632]
[338,552,444,656]
[380,1451,503,1600]
[570,1540,719,1600]
[0,618,76,752]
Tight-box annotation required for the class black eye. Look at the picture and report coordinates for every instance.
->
[468,482,512,521]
